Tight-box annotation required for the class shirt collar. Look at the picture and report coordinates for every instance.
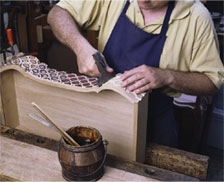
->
[132,0,194,24]
[171,0,194,21]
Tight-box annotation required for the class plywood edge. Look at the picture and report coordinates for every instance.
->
[133,93,149,162]
[0,73,5,125]
[0,65,145,104]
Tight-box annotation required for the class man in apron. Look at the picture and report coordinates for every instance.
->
[48,0,224,147]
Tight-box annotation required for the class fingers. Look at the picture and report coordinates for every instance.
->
[134,84,151,94]
[121,66,145,82]
[121,72,144,88]
[78,52,114,77]
[126,78,150,93]
[79,62,101,77]
[121,65,149,87]
[106,65,114,73]
[102,54,114,73]
[122,74,151,94]
[121,65,152,94]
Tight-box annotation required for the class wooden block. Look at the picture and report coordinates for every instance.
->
[145,143,209,179]
[0,135,156,181]
[0,56,148,162]
[0,71,19,127]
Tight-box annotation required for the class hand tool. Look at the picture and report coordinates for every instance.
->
[92,51,115,86]
[28,112,55,130]
[6,29,15,56]
[31,102,80,146]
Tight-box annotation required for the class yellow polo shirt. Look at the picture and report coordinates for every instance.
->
[57,0,224,97]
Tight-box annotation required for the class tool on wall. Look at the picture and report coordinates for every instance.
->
[6,29,15,56]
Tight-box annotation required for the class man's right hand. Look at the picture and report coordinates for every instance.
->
[76,45,113,77]
[47,6,113,77]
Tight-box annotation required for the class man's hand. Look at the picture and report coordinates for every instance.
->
[121,64,218,95]
[47,6,113,77]
[76,45,113,77]
[121,65,172,94]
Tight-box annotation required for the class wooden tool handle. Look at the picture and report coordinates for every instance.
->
[6,29,13,45]
[32,102,80,146]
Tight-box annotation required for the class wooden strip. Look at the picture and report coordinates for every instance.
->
[0,135,156,181]
[133,94,148,161]
[0,75,3,125]
[0,71,19,127]
[145,143,209,179]
[106,155,199,181]
[0,125,199,181]
[0,174,20,181]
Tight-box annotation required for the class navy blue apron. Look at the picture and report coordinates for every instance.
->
[103,0,177,147]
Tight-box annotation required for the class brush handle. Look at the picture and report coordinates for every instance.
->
[32,102,80,146]
[6,29,13,45]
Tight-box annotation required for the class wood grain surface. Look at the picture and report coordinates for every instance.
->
[0,135,156,181]
[0,67,148,162]
[145,143,209,179]
[0,125,200,181]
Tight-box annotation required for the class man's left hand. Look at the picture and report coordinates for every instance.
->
[121,65,171,94]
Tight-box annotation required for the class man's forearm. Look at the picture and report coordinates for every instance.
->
[47,6,103,76]
[167,69,218,95]
[121,65,218,95]
[47,6,88,55]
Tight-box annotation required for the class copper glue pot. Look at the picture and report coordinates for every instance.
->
[58,126,108,181]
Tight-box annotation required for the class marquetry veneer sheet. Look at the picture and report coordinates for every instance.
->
[6,56,99,87]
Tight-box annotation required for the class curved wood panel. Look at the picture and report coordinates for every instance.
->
[0,56,148,162]
[0,56,145,103]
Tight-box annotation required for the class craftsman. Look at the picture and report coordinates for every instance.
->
[47,0,224,147]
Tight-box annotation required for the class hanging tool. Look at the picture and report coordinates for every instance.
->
[6,29,15,56]
[31,102,80,146]
[92,52,115,86]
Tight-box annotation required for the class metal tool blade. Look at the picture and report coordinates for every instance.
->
[92,52,115,86]
[28,113,55,130]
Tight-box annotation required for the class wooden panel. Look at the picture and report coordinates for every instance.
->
[134,96,148,162]
[15,71,135,160]
[0,71,19,127]
[145,143,209,179]
[0,136,156,181]
[0,65,148,162]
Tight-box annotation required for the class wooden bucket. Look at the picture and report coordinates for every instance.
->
[58,126,107,181]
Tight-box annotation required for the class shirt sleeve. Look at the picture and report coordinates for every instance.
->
[56,0,106,30]
[189,12,224,89]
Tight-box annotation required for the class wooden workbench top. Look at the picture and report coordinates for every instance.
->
[0,136,157,181]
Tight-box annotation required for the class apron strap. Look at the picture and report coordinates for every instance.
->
[160,1,175,35]
[122,0,130,15]
[123,0,174,35]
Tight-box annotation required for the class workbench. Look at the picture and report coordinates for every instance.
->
[0,136,155,181]
[0,126,200,181]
